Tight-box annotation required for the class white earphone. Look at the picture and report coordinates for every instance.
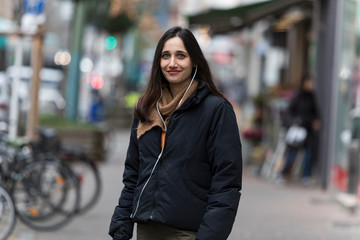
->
[178,66,197,106]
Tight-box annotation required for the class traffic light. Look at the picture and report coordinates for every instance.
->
[105,36,117,50]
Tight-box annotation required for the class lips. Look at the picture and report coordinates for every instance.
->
[167,70,181,75]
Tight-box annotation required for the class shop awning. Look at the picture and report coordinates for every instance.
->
[187,0,313,34]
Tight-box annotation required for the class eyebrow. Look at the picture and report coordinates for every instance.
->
[161,50,188,54]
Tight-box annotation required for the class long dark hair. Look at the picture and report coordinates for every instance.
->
[298,72,314,93]
[135,26,224,123]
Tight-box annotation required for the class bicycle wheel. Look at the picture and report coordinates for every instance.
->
[0,184,16,240]
[11,160,80,231]
[62,153,102,214]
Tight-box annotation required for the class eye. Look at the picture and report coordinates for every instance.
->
[177,54,186,59]
[161,53,170,59]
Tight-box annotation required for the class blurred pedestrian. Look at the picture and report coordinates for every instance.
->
[277,73,320,187]
[109,26,242,240]
[88,90,105,123]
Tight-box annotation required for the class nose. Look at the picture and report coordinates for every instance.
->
[169,56,177,68]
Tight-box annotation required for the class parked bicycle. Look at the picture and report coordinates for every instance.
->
[0,131,80,232]
[0,183,15,240]
[30,128,102,215]
[0,124,102,237]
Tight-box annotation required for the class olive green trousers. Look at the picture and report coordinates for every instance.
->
[137,221,196,240]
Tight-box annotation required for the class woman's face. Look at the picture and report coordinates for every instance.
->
[160,36,193,87]
[303,78,314,92]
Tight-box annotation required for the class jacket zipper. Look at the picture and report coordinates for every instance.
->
[130,97,167,219]
[149,157,162,220]
[130,148,163,218]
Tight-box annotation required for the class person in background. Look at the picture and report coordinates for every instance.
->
[88,90,105,123]
[277,73,321,187]
[109,26,243,240]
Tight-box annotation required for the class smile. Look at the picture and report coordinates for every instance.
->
[167,70,181,75]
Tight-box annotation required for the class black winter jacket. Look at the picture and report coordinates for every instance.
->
[286,90,320,147]
[287,91,319,130]
[109,83,243,240]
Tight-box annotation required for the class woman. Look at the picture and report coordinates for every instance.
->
[278,73,320,186]
[109,26,242,240]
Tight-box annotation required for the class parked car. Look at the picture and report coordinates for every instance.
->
[6,66,66,115]
[39,83,66,114]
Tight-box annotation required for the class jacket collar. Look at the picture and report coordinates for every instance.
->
[179,81,210,110]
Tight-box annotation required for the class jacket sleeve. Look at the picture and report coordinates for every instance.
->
[109,119,140,240]
[196,101,243,240]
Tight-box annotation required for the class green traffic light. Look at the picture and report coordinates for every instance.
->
[105,36,117,50]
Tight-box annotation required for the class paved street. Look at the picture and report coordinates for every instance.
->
[9,129,360,240]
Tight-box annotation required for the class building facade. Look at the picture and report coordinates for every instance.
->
[188,0,360,206]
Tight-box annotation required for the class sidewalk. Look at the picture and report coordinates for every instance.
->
[9,129,360,240]
[229,171,360,240]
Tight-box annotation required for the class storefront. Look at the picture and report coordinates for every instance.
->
[188,0,316,171]
[330,0,360,206]
[188,0,360,203]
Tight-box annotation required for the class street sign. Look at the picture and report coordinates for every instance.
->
[21,0,46,34]
[23,0,45,15]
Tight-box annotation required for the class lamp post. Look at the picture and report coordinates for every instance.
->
[65,0,88,121]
